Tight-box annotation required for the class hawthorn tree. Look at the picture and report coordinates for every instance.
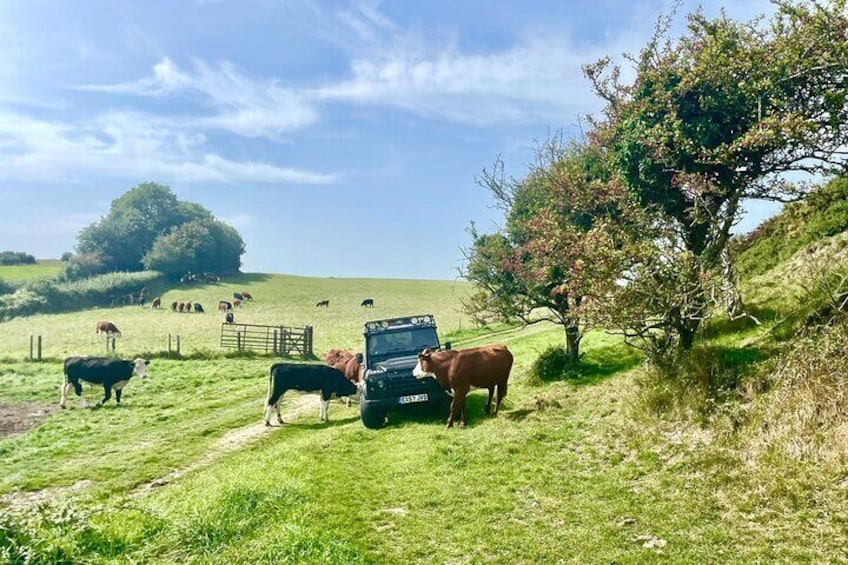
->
[586,0,848,351]
[465,136,641,361]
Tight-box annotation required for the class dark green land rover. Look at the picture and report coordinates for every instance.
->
[356,314,451,429]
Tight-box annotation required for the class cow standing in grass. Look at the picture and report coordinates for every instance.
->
[264,363,357,426]
[95,320,121,336]
[60,357,149,408]
[413,345,513,429]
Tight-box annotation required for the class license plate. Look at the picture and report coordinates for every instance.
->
[398,393,428,405]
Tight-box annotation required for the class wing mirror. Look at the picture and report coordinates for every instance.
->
[355,352,363,364]
[444,342,451,350]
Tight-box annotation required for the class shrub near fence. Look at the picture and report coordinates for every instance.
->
[0,271,161,320]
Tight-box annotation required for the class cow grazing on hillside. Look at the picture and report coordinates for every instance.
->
[413,345,513,429]
[233,292,244,301]
[361,298,375,308]
[151,297,162,309]
[171,301,179,311]
[264,363,358,426]
[225,312,234,324]
[95,320,121,336]
[241,291,253,301]
[194,302,205,313]
[218,300,232,312]
[316,299,330,308]
[60,357,149,408]
[233,298,242,309]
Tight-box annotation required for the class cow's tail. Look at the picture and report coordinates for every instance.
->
[264,367,274,413]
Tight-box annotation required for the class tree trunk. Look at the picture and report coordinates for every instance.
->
[564,323,581,362]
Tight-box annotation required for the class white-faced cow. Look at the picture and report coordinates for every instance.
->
[60,357,149,408]
[95,320,121,336]
[264,363,357,426]
[413,345,513,429]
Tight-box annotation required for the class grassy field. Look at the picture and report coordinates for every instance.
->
[0,273,474,360]
[1,273,847,563]
[0,260,62,282]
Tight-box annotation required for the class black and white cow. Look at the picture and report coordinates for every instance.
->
[60,357,149,408]
[264,363,358,426]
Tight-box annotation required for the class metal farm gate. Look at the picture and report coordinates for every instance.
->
[219,323,314,356]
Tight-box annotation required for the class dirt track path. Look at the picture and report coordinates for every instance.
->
[0,395,321,511]
[134,394,319,494]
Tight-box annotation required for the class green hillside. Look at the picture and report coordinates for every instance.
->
[3,209,848,563]
[0,260,62,282]
[732,176,848,278]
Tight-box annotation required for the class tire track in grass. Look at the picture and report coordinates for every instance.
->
[0,394,324,511]
[134,393,322,494]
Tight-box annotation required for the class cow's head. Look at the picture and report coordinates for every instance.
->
[412,348,436,379]
[133,358,150,378]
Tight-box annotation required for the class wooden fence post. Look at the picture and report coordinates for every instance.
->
[30,335,42,361]
[305,326,313,356]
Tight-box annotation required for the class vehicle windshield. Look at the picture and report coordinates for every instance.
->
[366,328,439,360]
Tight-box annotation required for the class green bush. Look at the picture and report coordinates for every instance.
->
[529,345,580,382]
[0,271,161,320]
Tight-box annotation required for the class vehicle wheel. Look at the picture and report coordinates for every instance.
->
[360,402,386,429]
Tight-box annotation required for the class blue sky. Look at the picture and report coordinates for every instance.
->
[0,0,781,280]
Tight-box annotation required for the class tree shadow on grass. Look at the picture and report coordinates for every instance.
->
[574,343,644,385]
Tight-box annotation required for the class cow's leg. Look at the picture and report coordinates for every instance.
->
[115,388,123,405]
[445,395,457,429]
[60,381,72,408]
[493,380,508,416]
[484,386,495,414]
[98,385,112,407]
[320,399,330,422]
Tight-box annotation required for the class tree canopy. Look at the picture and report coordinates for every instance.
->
[464,136,641,361]
[583,0,848,350]
[74,183,244,278]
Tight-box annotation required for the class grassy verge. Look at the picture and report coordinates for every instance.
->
[2,324,847,563]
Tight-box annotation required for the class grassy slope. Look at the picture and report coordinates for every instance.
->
[0,260,62,282]
[2,269,848,562]
[0,273,473,359]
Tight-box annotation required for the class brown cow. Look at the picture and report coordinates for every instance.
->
[413,345,513,429]
[325,348,353,370]
[323,349,362,405]
[241,291,253,301]
[95,320,122,337]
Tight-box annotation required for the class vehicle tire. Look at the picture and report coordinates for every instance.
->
[360,402,387,429]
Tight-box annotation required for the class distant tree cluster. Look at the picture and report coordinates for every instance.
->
[67,183,245,280]
[0,251,36,265]
[465,0,848,363]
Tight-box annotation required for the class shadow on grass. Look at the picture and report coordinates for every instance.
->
[281,414,361,430]
[570,343,644,386]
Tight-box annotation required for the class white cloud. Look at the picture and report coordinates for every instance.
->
[79,58,319,138]
[0,110,336,185]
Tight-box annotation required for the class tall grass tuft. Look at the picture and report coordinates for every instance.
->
[635,344,759,422]
[743,325,848,473]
